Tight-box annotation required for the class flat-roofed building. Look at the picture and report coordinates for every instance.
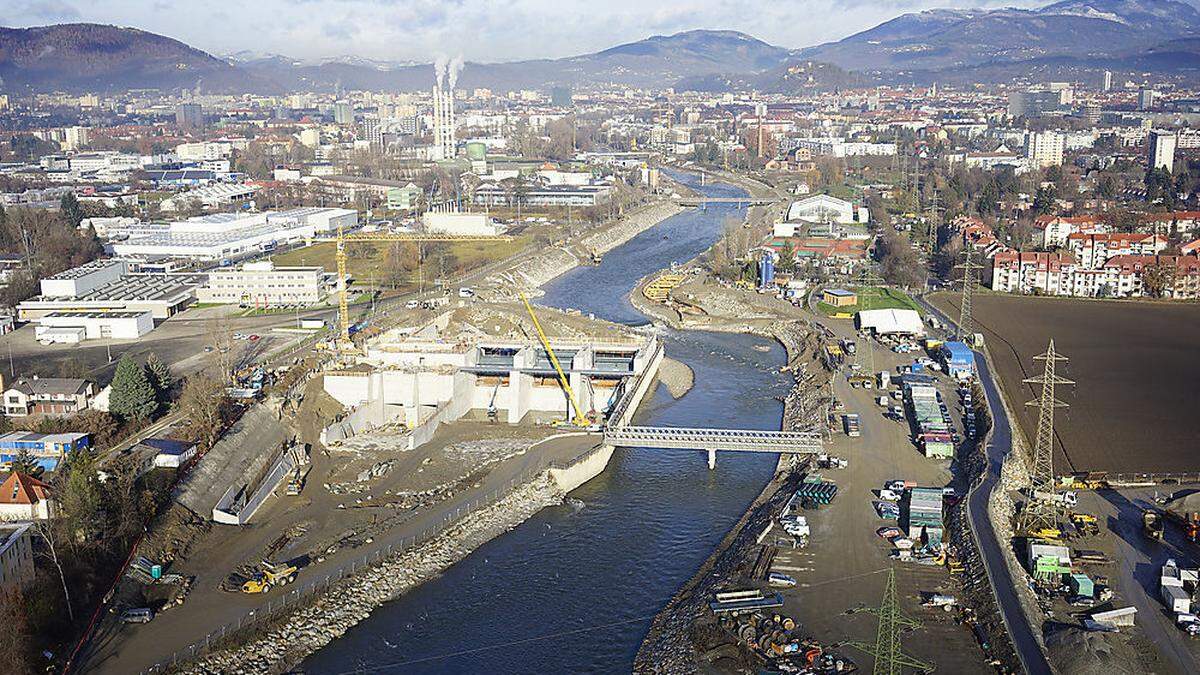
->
[109,209,355,260]
[196,261,323,306]
[39,259,127,298]
[17,273,205,320]
[0,431,90,471]
[36,310,155,340]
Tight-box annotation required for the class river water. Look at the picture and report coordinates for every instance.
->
[302,174,791,674]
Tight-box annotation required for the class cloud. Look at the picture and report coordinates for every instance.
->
[0,0,1048,62]
[8,0,81,22]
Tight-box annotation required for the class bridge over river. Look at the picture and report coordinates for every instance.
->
[604,425,824,469]
[675,196,776,207]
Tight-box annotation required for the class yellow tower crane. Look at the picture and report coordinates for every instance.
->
[518,291,590,427]
[330,225,512,350]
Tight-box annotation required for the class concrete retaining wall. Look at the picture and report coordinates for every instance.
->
[549,444,615,494]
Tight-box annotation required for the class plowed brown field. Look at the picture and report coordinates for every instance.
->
[931,293,1200,474]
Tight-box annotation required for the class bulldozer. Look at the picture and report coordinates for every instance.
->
[241,561,298,594]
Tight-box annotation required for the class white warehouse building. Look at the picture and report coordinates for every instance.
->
[108,208,357,260]
[36,311,154,341]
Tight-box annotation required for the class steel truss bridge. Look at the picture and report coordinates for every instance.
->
[603,425,824,469]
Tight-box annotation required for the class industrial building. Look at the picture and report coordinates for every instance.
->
[36,311,155,341]
[17,268,205,320]
[160,183,258,212]
[0,431,90,471]
[39,259,127,298]
[108,208,356,261]
[421,210,507,236]
[473,183,613,207]
[196,261,324,306]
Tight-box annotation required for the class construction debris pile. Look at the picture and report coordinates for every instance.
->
[715,610,856,674]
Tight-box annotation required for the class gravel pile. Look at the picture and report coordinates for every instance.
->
[182,475,565,675]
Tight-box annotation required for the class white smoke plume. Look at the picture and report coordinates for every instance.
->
[447,54,465,90]
[433,54,448,89]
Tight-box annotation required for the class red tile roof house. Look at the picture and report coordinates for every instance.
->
[0,472,55,520]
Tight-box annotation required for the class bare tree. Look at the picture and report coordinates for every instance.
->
[31,519,74,623]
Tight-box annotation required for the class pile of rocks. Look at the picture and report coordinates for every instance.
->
[183,475,566,674]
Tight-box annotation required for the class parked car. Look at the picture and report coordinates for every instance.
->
[768,572,798,588]
[120,608,154,624]
[879,489,902,502]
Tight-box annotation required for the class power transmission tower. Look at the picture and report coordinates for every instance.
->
[848,568,933,675]
[925,190,939,253]
[953,247,983,340]
[1016,340,1073,535]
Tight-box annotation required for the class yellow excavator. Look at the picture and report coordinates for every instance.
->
[518,291,592,428]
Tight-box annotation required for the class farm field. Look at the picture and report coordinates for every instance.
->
[931,293,1200,474]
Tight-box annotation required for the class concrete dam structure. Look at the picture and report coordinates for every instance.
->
[322,324,663,448]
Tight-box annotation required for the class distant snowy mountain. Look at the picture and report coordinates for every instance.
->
[798,0,1200,72]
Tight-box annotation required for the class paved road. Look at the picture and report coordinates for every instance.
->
[972,351,1052,675]
[918,295,1051,675]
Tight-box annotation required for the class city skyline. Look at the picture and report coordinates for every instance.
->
[6,0,1046,63]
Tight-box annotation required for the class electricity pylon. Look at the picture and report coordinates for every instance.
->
[925,190,940,253]
[848,568,933,675]
[1016,340,1073,535]
[954,246,983,341]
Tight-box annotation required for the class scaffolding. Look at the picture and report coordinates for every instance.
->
[1016,339,1074,534]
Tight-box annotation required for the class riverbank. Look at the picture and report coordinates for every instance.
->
[634,310,831,673]
[182,474,566,674]
[500,200,684,290]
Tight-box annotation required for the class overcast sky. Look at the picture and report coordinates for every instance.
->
[7,0,1046,62]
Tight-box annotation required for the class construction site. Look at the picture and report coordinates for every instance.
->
[628,249,1011,673]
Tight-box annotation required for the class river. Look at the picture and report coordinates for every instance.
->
[301,173,791,674]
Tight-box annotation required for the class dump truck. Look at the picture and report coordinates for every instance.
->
[241,561,298,594]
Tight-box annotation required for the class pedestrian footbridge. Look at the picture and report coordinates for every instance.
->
[676,197,775,207]
[603,425,823,469]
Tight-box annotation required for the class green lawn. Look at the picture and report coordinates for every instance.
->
[816,286,922,317]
